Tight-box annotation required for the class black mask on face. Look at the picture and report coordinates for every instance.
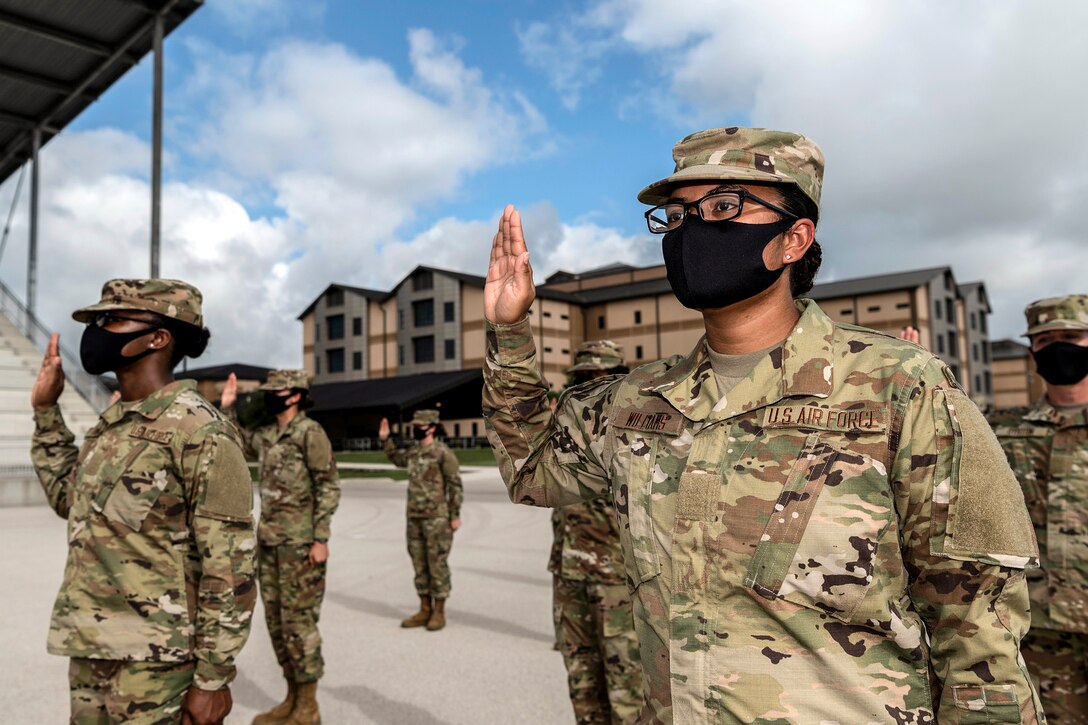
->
[1032,342,1088,386]
[413,426,431,441]
[264,392,294,415]
[662,215,795,310]
[79,325,160,375]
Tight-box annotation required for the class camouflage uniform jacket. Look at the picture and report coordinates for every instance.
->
[233,411,340,546]
[31,380,257,690]
[483,299,1043,724]
[548,497,626,584]
[993,399,1088,633]
[384,439,463,519]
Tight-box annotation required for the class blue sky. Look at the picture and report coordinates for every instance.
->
[2,0,1086,367]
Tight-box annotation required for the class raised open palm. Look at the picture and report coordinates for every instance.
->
[485,204,535,324]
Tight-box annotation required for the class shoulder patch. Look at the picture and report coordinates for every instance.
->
[197,436,254,522]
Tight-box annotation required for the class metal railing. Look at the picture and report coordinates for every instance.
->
[0,277,112,412]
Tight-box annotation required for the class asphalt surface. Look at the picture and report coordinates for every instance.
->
[0,468,574,724]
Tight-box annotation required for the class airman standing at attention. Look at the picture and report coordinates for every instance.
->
[380,409,463,632]
[550,340,642,724]
[31,279,256,725]
[221,369,340,725]
[481,127,1045,723]
[992,295,1088,723]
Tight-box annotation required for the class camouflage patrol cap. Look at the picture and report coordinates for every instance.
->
[259,369,311,391]
[1024,294,1088,336]
[72,278,203,327]
[411,409,440,425]
[637,126,825,211]
[566,339,626,374]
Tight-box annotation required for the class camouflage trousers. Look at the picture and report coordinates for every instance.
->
[1022,627,1088,724]
[407,516,453,599]
[554,576,644,725]
[258,544,327,683]
[68,657,194,724]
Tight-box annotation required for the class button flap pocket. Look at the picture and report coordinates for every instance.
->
[93,442,172,531]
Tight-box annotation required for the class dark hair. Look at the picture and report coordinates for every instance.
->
[772,184,822,298]
[158,316,211,367]
[291,388,315,411]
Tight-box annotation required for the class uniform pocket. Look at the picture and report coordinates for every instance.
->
[612,432,662,586]
[93,442,172,532]
[746,436,892,622]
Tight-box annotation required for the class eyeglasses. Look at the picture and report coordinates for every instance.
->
[644,189,798,234]
[90,312,161,330]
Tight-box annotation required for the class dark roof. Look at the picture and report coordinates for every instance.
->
[297,282,389,320]
[176,362,273,382]
[959,281,993,313]
[809,266,952,300]
[385,265,487,296]
[991,339,1029,360]
[545,263,639,284]
[0,0,204,185]
[310,368,482,413]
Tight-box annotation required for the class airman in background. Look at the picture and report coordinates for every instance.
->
[31,279,255,725]
[992,294,1088,723]
[222,368,340,725]
[380,409,463,631]
[549,340,642,724]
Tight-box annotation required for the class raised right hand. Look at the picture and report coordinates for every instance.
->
[899,326,921,347]
[31,333,65,410]
[484,204,535,324]
[379,417,390,441]
[220,372,238,409]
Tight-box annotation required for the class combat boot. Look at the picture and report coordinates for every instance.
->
[252,679,297,725]
[426,598,446,631]
[284,682,319,725]
[401,595,432,628]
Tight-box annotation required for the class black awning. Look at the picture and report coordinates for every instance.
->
[310,369,483,414]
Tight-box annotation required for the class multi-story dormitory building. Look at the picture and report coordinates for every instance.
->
[298,263,1007,447]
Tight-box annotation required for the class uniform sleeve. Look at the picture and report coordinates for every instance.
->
[223,407,259,461]
[305,424,340,542]
[442,446,463,520]
[891,359,1044,724]
[383,438,409,468]
[182,424,257,691]
[481,317,613,508]
[30,405,80,519]
[548,509,563,574]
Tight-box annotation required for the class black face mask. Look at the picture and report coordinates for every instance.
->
[662,216,795,310]
[413,427,431,441]
[264,392,294,415]
[79,325,160,375]
[1032,342,1088,386]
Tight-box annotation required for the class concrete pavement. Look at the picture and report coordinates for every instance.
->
[0,467,575,724]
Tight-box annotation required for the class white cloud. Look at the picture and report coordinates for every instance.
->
[208,0,325,34]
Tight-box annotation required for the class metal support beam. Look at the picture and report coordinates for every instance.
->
[0,62,75,94]
[150,13,163,278]
[27,128,39,319]
[0,8,114,57]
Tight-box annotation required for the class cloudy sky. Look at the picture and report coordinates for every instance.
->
[1,0,1085,368]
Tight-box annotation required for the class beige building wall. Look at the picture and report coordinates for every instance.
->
[954,299,972,395]
[367,301,396,378]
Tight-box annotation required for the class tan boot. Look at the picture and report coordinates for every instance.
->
[252,680,297,725]
[284,681,320,725]
[401,595,432,628]
[426,598,446,631]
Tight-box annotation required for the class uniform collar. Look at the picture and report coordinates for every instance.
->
[101,379,197,425]
[646,299,835,423]
[1023,397,1088,427]
[276,410,308,439]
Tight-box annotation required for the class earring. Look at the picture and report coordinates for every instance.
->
[785,255,792,260]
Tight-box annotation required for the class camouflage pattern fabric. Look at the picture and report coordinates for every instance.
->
[406,516,454,598]
[993,399,1088,721]
[31,380,257,691]
[550,497,626,584]
[1024,294,1088,336]
[483,299,1044,724]
[71,278,204,327]
[1020,628,1088,724]
[258,544,327,683]
[260,369,311,391]
[232,410,341,546]
[68,657,195,724]
[637,127,825,209]
[568,340,627,374]
[383,438,463,520]
[555,577,643,724]
[412,409,442,426]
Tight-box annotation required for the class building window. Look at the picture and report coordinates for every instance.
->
[937,335,945,354]
[561,348,569,355]
[969,312,977,330]
[445,339,456,360]
[352,317,362,336]
[315,322,320,342]
[983,344,990,364]
[454,423,461,437]
[315,355,321,375]
[945,298,953,323]
[412,270,433,291]
[985,371,992,394]
[635,310,642,324]
[598,315,605,329]
[352,351,362,370]
[560,314,569,320]
[413,299,434,327]
[948,330,957,355]
[972,343,979,361]
[896,302,910,310]
[840,308,853,316]
[444,301,455,322]
[544,311,552,318]
[326,314,344,340]
[398,345,405,366]
[472,422,478,437]
[867,305,881,313]
[413,336,435,364]
[935,300,942,320]
[975,374,982,393]
[544,346,553,353]
[398,309,404,330]
[326,288,344,307]
[636,345,644,358]
[979,315,987,334]
[326,348,345,374]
